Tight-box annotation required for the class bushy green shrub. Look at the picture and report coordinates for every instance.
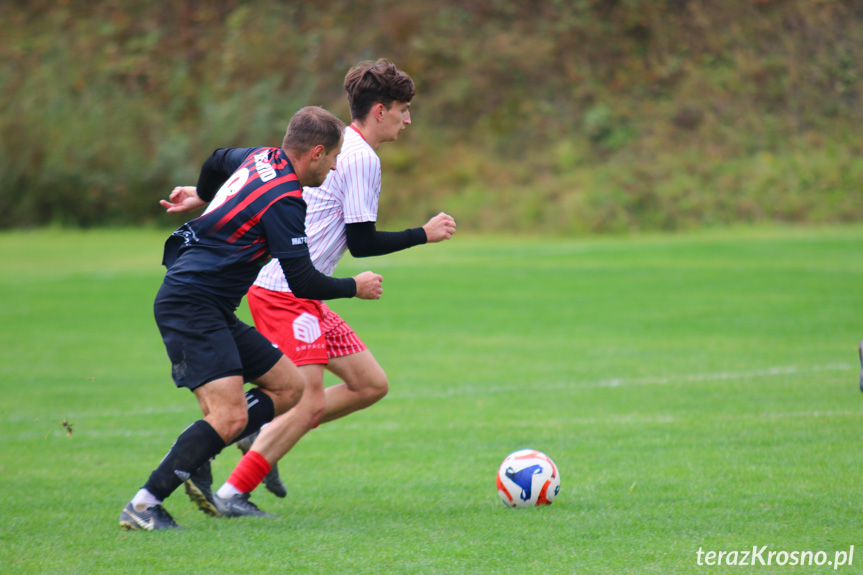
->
[1,0,861,231]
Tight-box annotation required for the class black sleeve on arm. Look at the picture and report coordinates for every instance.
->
[196,148,256,202]
[279,256,357,300]
[344,221,427,258]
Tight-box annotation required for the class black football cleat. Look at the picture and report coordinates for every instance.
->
[213,492,278,518]
[184,460,219,517]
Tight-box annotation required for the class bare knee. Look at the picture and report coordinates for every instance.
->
[368,373,388,402]
[326,352,389,414]
[256,357,307,416]
[194,376,252,443]
[207,407,249,443]
[355,372,388,406]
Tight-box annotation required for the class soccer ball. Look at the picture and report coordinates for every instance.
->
[496,449,560,508]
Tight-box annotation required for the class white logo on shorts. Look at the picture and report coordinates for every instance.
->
[293,313,322,344]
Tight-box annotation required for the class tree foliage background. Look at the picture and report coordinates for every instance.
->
[1,0,861,232]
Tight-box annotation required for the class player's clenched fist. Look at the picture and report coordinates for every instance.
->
[423,212,456,243]
[354,271,384,300]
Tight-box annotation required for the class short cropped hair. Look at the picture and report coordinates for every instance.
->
[344,59,415,121]
[282,106,345,154]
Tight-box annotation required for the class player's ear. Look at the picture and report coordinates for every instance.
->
[311,144,326,161]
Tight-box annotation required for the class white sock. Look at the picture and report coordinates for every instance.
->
[131,488,161,511]
[216,483,242,499]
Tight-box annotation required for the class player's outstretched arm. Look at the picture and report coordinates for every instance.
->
[422,212,456,243]
[353,271,384,300]
[279,257,382,301]
[344,213,455,258]
[160,186,207,213]
[161,147,254,213]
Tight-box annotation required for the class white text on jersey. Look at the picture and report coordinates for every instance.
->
[254,152,277,182]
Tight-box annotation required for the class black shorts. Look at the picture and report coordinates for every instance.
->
[153,282,283,390]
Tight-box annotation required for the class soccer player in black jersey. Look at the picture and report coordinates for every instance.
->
[119,106,384,531]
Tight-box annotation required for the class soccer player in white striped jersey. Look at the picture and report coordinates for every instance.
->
[168,59,456,516]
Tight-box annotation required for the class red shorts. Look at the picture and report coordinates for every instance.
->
[246,284,367,366]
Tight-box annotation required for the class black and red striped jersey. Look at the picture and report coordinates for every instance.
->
[162,147,311,309]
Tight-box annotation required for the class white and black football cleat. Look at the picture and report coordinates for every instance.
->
[120,501,181,531]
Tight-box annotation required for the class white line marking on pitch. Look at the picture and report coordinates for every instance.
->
[392,362,854,399]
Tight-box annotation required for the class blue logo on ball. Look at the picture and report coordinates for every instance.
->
[505,465,543,502]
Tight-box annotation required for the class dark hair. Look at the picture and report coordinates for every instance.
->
[344,59,415,121]
[282,106,345,154]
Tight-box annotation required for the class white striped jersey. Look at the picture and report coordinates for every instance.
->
[254,126,380,292]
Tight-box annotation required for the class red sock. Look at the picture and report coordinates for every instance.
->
[226,450,272,494]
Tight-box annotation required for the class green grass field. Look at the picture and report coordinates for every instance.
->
[1,226,861,574]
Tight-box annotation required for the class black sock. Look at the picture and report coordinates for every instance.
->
[144,419,226,502]
[231,388,276,444]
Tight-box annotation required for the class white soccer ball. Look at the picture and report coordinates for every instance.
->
[497,449,561,508]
